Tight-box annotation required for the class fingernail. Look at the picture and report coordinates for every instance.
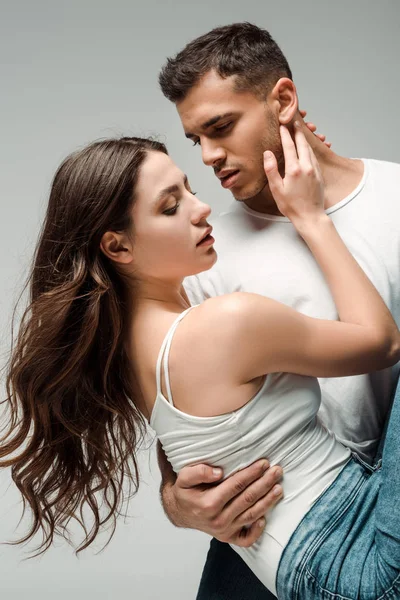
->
[257,518,265,528]
[273,484,282,496]
[294,120,300,128]
[262,460,270,471]
[273,466,283,478]
[264,151,273,161]
[212,468,222,478]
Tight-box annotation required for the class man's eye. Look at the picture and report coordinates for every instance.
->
[215,122,232,132]
[192,140,200,147]
[163,202,180,216]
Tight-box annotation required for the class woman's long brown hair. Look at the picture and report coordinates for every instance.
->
[1,136,168,554]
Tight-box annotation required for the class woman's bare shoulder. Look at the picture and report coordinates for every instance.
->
[191,292,278,335]
[180,293,273,367]
[168,295,267,415]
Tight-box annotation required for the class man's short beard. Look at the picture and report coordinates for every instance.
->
[232,175,269,202]
[233,140,284,203]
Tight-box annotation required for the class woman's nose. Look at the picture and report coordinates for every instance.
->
[192,197,211,224]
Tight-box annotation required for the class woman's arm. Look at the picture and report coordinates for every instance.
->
[204,124,400,383]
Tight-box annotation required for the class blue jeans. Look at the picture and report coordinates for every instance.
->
[197,377,400,600]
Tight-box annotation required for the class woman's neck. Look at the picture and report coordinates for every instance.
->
[131,277,191,314]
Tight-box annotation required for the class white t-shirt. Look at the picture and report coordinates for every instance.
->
[185,158,400,462]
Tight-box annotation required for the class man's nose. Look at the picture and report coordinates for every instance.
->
[201,139,226,167]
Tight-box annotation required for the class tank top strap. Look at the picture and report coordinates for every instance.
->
[155,306,197,406]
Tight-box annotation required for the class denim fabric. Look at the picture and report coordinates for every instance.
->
[196,538,277,600]
[276,378,400,600]
[196,378,400,600]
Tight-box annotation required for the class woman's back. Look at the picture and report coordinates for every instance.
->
[133,304,351,594]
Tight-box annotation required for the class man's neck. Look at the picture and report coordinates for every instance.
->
[244,125,365,216]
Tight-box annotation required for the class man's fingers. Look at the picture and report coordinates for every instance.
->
[229,519,266,548]
[236,483,283,528]
[224,465,283,524]
[213,459,270,506]
[176,463,223,489]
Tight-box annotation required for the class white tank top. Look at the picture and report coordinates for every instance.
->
[150,307,351,595]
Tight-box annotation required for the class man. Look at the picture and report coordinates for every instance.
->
[156,22,400,599]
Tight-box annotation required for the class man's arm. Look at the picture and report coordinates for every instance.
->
[157,442,283,547]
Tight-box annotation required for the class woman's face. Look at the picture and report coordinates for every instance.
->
[131,151,217,282]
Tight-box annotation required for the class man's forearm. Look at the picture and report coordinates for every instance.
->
[156,441,283,542]
[157,441,183,527]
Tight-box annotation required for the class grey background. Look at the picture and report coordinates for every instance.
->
[0,0,399,598]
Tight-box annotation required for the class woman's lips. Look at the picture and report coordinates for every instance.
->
[197,234,215,247]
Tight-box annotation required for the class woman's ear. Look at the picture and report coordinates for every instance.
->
[100,231,134,264]
[270,77,299,125]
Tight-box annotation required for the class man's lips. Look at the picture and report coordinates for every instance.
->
[216,168,239,180]
[217,170,240,189]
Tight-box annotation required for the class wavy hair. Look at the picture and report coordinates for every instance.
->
[1,136,167,554]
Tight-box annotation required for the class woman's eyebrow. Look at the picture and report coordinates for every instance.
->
[154,175,188,204]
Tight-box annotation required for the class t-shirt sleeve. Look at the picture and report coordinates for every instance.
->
[184,268,234,304]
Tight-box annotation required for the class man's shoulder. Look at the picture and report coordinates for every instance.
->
[361,159,400,206]
[184,263,238,304]
[364,157,400,179]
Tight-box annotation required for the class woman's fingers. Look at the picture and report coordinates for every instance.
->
[293,122,313,167]
[263,150,283,198]
[309,144,323,181]
[305,122,317,133]
[297,111,333,148]
[280,125,298,169]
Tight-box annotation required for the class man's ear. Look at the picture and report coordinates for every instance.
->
[100,231,133,264]
[270,77,299,125]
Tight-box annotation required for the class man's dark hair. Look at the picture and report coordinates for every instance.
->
[159,22,293,103]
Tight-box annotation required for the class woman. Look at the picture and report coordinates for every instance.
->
[2,125,400,599]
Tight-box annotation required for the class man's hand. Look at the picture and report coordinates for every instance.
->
[300,109,332,148]
[157,443,283,548]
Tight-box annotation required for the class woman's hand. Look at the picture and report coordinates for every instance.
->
[263,123,326,231]
[300,109,332,148]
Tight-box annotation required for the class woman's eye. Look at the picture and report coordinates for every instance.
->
[163,202,180,216]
